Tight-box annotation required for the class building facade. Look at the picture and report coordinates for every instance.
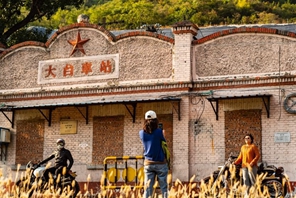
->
[1,19,296,188]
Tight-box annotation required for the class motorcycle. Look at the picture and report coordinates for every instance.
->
[201,154,289,198]
[15,161,80,197]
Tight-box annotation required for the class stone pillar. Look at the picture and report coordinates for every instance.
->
[171,21,198,181]
[171,21,198,82]
[172,96,191,181]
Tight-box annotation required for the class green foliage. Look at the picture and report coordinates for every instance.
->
[83,0,111,6]
[125,0,162,28]
[278,3,296,19]
[257,11,280,23]
[3,0,296,47]
[7,27,52,47]
[0,0,83,46]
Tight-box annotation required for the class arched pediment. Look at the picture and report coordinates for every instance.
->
[193,26,296,45]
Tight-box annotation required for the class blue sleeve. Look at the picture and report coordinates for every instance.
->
[139,130,144,140]
[159,129,166,142]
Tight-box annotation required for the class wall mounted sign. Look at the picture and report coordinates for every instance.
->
[274,132,290,143]
[38,54,119,84]
[60,120,77,134]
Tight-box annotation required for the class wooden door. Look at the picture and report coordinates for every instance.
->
[225,110,262,161]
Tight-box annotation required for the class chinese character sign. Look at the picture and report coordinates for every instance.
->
[38,54,119,84]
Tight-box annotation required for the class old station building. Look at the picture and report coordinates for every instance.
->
[1,16,296,189]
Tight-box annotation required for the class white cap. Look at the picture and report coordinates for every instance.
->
[145,110,157,119]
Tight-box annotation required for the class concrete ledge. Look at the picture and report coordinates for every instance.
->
[86,164,103,170]
[10,165,26,171]
[86,164,128,170]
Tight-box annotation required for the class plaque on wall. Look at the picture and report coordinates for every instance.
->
[274,132,290,143]
[60,120,77,134]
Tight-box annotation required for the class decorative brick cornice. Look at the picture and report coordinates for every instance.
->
[193,75,296,90]
[1,75,295,100]
[0,82,191,101]
[193,26,296,45]
[46,23,174,46]
[45,23,116,47]
[0,41,46,58]
[173,30,198,36]
[115,31,174,44]
[172,20,199,30]
[172,20,199,36]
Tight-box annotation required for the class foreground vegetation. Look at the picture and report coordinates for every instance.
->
[0,167,295,198]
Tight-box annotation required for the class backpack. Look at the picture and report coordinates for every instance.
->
[161,141,170,170]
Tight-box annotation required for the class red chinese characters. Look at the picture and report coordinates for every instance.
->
[43,60,114,79]
[100,60,112,73]
[81,62,92,75]
[64,64,74,77]
[45,65,57,78]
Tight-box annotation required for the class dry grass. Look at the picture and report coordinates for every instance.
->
[0,167,295,198]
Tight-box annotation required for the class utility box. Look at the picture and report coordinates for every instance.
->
[0,128,10,143]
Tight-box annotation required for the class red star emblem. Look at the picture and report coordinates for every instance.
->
[67,32,90,56]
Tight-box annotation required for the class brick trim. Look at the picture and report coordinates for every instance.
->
[0,81,191,100]
[0,41,45,57]
[0,87,189,102]
[193,27,296,45]
[171,20,199,30]
[115,31,174,44]
[45,23,116,47]
[1,23,174,59]
[1,75,296,100]
[173,29,197,36]
[193,76,296,91]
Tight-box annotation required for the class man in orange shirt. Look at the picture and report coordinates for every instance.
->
[234,134,260,195]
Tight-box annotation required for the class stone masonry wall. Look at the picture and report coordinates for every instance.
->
[189,85,296,181]
[0,28,173,91]
[191,31,296,182]
[195,34,296,78]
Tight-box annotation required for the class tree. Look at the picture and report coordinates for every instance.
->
[6,27,53,47]
[257,11,280,23]
[0,0,83,46]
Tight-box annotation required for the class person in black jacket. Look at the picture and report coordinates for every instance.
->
[38,138,74,182]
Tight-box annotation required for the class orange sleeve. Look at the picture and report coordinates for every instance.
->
[234,148,243,165]
[250,145,260,166]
